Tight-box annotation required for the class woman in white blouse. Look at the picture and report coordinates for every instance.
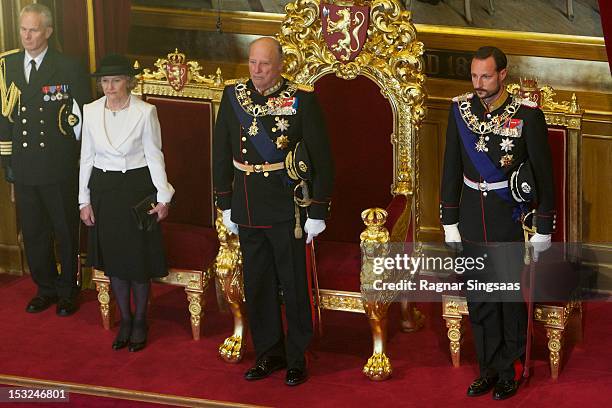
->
[79,54,174,352]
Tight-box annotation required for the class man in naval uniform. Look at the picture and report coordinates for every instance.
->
[0,4,90,316]
[213,37,334,386]
[440,46,556,400]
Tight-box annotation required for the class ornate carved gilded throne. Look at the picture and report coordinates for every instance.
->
[92,51,245,347]
[275,0,426,380]
[441,82,584,379]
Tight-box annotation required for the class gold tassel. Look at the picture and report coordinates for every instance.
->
[294,203,303,239]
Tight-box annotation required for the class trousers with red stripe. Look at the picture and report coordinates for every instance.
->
[238,219,312,370]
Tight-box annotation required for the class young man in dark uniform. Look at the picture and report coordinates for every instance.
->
[440,46,556,400]
[0,4,90,316]
[213,37,334,386]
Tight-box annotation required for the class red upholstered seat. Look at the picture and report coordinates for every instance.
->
[314,241,361,292]
[145,96,219,272]
[315,195,411,292]
[312,75,399,292]
[144,96,214,228]
[161,222,219,271]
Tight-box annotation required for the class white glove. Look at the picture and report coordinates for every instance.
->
[222,209,239,235]
[443,223,462,252]
[304,218,326,244]
[530,233,551,261]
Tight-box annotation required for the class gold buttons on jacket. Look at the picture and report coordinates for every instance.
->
[22,130,27,135]
[21,118,27,124]
[22,142,28,148]
[40,131,45,136]
[39,107,43,112]
[39,142,45,148]
[21,106,27,112]
[241,137,246,141]
[242,148,247,154]
[40,120,45,125]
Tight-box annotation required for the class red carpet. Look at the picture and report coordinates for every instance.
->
[1,274,611,407]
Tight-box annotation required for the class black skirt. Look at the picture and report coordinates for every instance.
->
[86,166,168,282]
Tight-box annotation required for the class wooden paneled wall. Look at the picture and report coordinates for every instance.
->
[581,120,612,243]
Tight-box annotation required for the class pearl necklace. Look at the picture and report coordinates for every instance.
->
[105,96,130,116]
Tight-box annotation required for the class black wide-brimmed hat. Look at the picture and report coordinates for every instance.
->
[91,54,141,77]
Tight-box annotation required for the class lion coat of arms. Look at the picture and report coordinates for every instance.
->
[321,3,370,62]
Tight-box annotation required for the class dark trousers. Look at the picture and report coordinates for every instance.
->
[15,181,79,299]
[238,220,312,369]
[463,242,527,381]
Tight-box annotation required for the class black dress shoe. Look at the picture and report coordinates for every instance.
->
[128,320,148,352]
[128,339,146,352]
[56,297,78,316]
[492,379,519,400]
[467,376,498,397]
[244,356,287,381]
[285,368,308,386]
[26,295,58,313]
[112,320,132,350]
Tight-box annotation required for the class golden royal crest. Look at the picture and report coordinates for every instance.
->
[518,78,542,108]
[165,49,188,92]
[321,2,369,62]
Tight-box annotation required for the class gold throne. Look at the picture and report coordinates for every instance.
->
[277,0,427,380]
[441,82,585,379]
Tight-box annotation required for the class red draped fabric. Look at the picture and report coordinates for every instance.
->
[600,0,612,72]
[59,0,131,71]
[58,0,89,68]
[93,0,131,60]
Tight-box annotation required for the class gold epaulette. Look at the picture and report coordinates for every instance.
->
[452,92,473,103]
[223,78,248,87]
[0,49,20,60]
[517,97,538,109]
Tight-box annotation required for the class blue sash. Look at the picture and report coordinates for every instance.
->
[227,86,285,163]
[452,103,513,203]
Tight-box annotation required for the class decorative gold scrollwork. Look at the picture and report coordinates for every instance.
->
[279,0,426,197]
[139,48,223,87]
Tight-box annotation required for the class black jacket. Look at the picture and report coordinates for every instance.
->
[213,79,334,226]
[0,48,91,185]
[440,92,556,242]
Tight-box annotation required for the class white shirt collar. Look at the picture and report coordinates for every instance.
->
[24,47,49,70]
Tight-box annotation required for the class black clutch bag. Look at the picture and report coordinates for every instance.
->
[131,193,158,232]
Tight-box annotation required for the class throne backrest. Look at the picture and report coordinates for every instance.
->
[133,50,225,229]
[279,0,426,243]
[507,81,584,243]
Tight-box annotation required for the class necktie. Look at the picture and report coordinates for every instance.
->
[28,59,37,85]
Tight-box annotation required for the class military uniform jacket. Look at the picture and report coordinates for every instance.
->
[440,92,556,242]
[213,78,334,227]
[0,48,91,185]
